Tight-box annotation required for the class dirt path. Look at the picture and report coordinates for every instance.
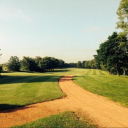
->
[1,75,128,127]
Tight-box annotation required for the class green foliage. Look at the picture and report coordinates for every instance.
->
[0,65,2,76]
[21,56,65,72]
[12,111,97,128]
[84,59,96,69]
[77,61,82,68]
[7,56,20,71]
[96,32,128,76]
[116,0,128,33]
[20,56,36,71]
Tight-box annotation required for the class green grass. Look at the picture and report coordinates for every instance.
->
[1,68,128,110]
[73,69,128,107]
[12,111,97,128]
[0,72,65,110]
[0,68,87,110]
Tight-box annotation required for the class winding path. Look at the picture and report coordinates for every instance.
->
[1,75,128,127]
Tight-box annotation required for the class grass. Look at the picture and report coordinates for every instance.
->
[0,68,87,110]
[0,72,65,110]
[73,69,128,107]
[1,68,128,110]
[12,111,97,128]
[1,68,128,127]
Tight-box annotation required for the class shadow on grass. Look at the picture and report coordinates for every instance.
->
[0,69,71,84]
[72,76,82,80]
[0,104,36,113]
[0,75,62,85]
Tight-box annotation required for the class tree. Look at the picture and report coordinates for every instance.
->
[7,56,20,71]
[116,0,128,33]
[21,56,36,71]
[77,61,82,68]
[0,65,2,76]
[34,56,42,71]
[96,32,128,76]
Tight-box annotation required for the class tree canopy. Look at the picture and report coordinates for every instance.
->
[96,32,128,76]
[7,56,21,71]
[116,0,128,33]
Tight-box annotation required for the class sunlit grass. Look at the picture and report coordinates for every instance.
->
[12,111,97,128]
[73,70,128,107]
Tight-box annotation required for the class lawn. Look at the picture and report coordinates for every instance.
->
[12,111,97,128]
[73,69,128,107]
[1,68,128,110]
[0,72,65,110]
[0,68,85,110]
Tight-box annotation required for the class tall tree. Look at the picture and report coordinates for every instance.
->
[97,32,128,76]
[116,0,128,33]
[7,56,20,71]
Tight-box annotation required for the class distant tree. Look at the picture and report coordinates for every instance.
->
[77,61,82,68]
[94,55,101,69]
[21,56,36,71]
[58,59,65,68]
[7,56,20,71]
[34,56,42,71]
[0,65,2,76]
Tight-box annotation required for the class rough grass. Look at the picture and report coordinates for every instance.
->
[12,111,97,128]
[73,69,128,107]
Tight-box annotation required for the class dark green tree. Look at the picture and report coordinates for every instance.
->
[7,56,20,71]
[97,32,128,76]
[21,56,36,71]
[77,61,82,68]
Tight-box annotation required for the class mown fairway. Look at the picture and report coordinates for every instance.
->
[0,69,86,110]
[73,69,128,107]
[0,68,128,110]
[0,71,65,110]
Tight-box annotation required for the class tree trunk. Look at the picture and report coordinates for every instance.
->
[122,68,126,75]
[117,68,120,77]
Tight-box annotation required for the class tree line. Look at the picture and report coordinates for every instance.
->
[2,56,65,72]
[76,0,128,76]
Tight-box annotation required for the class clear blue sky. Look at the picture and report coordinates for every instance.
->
[0,0,121,63]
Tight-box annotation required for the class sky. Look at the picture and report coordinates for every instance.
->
[0,0,121,63]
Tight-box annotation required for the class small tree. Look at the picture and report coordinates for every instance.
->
[7,56,20,71]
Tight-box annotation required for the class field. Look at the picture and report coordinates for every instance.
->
[1,68,128,109]
[1,68,128,127]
